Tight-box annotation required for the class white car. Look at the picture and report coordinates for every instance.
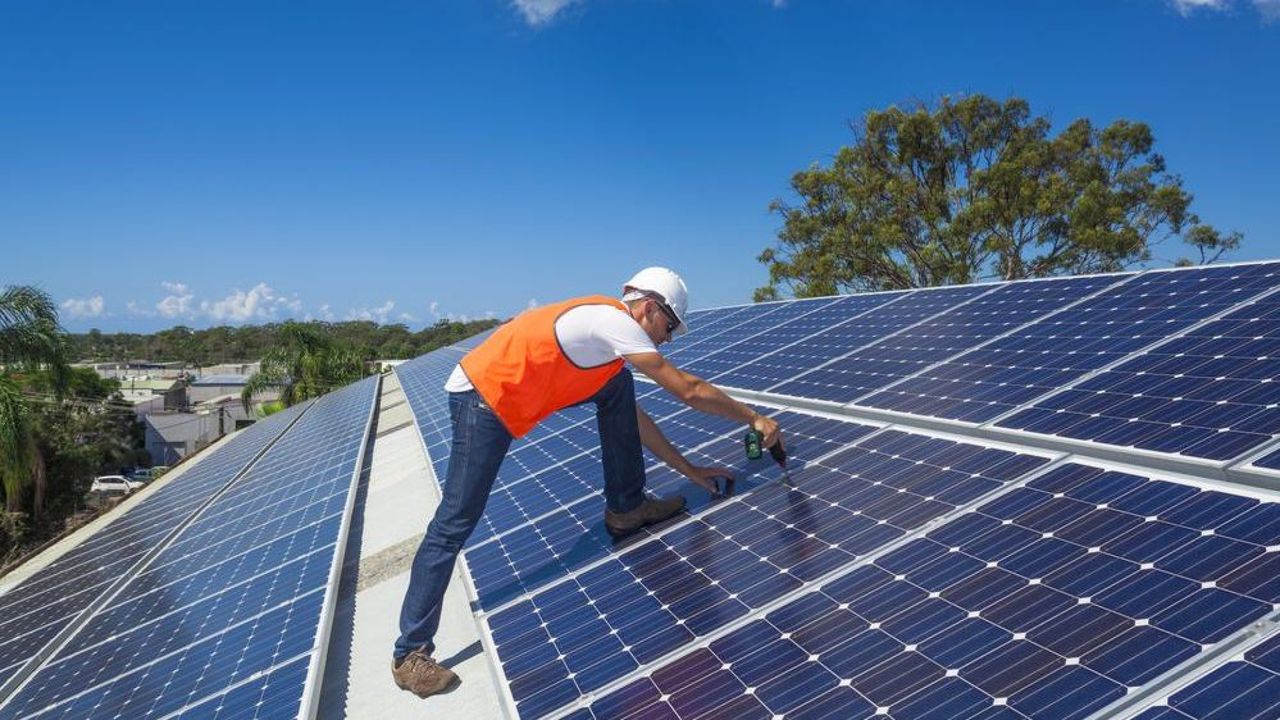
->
[90,475,144,494]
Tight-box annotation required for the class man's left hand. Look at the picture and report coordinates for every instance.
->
[685,465,735,496]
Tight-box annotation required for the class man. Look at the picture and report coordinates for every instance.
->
[392,267,783,698]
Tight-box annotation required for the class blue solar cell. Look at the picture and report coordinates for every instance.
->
[171,655,310,719]
[844,264,1278,427]
[658,304,768,363]
[1131,631,1280,719]
[678,296,851,379]
[1255,445,1280,472]
[463,409,885,609]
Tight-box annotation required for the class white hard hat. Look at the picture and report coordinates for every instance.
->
[623,266,690,336]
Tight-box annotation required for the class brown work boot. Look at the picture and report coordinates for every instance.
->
[605,495,687,537]
[392,648,459,698]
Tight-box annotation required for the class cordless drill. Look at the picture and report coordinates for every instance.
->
[744,429,788,472]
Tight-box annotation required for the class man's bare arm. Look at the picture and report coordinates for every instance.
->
[626,352,781,448]
[635,405,732,494]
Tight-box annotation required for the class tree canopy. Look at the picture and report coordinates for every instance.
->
[756,95,1242,300]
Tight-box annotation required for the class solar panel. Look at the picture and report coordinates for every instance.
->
[1255,446,1280,472]
[0,400,310,693]
[665,299,803,363]
[664,299,838,368]
[687,292,907,389]
[572,461,1280,720]
[0,377,377,720]
[463,407,868,611]
[845,273,1132,417]
[764,285,991,402]
[995,263,1280,458]
[1131,630,1280,719]
[720,274,1126,401]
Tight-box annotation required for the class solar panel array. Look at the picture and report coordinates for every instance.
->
[393,261,1280,720]
[0,376,378,719]
[0,400,309,691]
[1134,630,1280,719]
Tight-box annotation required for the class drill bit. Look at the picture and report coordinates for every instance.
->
[769,442,792,482]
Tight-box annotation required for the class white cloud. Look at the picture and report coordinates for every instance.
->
[1169,0,1279,20]
[430,301,442,319]
[1255,0,1280,20]
[347,300,396,323]
[200,283,296,323]
[398,312,419,323]
[318,304,335,321]
[61,296,104,319]
[513,0,579,26]
[1171,0,1228,13]
[156,281,195,318]
[125,300,153,317]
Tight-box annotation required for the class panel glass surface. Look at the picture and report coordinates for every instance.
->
[1132,631,1280,719]
[663,300,829,368]
[0,400,309,683]
[1257,446,1280,471]
[679,296,862,380]
[698,292,908,390]
[855,271,1136,420]
[0,377,376,720]
[980,263,1280,457]
[485,420,1050,718]
[764,285,990,402]
[1000,285,1280,461]
[465,408,861,610]
[579,461,1280,720]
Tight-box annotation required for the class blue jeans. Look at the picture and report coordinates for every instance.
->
[395,368,646,658]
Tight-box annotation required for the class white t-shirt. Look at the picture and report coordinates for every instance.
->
[444,304,657,392]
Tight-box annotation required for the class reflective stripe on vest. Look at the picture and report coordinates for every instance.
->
[460,295,628,438]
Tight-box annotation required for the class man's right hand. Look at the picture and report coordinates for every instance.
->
[752,413,782,451]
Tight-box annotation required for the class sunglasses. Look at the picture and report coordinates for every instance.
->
[651,298,680,334]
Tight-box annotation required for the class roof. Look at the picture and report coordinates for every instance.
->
[116,378,181,391]
[190,374,251,386]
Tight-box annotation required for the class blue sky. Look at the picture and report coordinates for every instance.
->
[3,0,1278,333]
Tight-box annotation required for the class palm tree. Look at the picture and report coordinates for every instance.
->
[241,322,366,412]
[0,286,66,518]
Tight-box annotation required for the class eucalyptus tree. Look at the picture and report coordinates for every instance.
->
[757,94,1241,299]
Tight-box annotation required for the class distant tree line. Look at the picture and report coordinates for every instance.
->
[68,318,502,365]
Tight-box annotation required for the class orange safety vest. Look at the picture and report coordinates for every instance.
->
[460,295,630,438]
